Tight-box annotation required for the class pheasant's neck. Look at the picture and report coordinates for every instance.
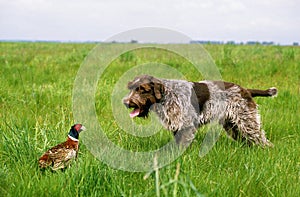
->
[68,135,79,142]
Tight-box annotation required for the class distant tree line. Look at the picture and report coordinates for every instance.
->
[190,40,299,46]
[107,39,299,46]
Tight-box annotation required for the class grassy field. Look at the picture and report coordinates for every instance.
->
[0,42,299,196]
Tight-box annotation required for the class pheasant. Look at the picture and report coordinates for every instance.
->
[38,124,86,170]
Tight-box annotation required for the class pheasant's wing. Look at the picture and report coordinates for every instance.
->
[51,150,77,170]
[47,143,77,170]
[39,143,67,168]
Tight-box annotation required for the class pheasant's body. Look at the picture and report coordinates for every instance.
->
[39,137,79,170]
[38,124,85,170]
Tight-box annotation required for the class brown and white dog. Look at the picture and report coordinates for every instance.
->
[123,75,277,147]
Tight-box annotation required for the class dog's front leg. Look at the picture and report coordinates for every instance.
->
[174,126,196,147]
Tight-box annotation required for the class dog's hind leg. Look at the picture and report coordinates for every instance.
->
[222,120,243,141]
[230,107,273,147]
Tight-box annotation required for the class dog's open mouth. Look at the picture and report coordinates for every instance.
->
[126,101,143,118]
[130,108,140,118]
[124,99,148,118]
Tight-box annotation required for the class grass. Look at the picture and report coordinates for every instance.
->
[0,42,300,196]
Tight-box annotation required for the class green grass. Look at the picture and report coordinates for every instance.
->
[1,42,300,196]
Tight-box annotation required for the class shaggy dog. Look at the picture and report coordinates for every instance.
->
[123,75,277,147]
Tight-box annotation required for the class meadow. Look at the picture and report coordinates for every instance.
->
[0,42,299,196]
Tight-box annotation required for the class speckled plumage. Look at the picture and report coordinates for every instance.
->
[38,124,86,170]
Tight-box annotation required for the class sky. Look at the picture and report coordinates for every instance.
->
[0,0,299,45]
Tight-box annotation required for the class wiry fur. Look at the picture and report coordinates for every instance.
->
[123,75,277,147]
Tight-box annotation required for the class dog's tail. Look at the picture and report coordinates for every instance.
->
[248,87,278,97]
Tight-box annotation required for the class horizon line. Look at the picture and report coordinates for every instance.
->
[0,39,299,46]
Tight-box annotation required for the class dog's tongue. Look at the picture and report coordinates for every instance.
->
[130,109,140,118]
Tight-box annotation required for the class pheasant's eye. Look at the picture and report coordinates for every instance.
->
[74,124,82,131]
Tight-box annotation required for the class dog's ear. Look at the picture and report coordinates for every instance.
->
[145,76,164,100]
[153,80,164,100]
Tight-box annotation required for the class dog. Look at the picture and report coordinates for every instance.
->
[123,75,277,147]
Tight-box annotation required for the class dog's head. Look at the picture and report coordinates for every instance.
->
[123,75,164,118]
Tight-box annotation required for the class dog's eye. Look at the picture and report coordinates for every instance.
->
[135,86,149,94]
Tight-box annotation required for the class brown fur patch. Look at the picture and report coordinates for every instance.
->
[240,88,256,108]
[212,81,235,90]
[192,82,210,112]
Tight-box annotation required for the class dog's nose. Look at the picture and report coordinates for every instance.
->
[124,102,129,108]
[123,98,130,108]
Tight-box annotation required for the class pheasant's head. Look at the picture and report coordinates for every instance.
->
[68,124,86,140]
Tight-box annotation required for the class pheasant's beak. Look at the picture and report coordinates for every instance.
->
[80,126,86,132]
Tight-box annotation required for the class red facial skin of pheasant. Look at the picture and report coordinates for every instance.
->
[38,124,86,170]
